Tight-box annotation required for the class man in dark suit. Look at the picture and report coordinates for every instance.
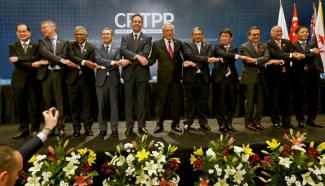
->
[8,23,48,139]
[0,107,58,186]
[67,26,99,137]
[239,26,270,131]
[213,28,248,132]
[182,27,220,131]
[265,26,300,129]
[94,27,127,138]
[291,26,323,128]
[120,14,152,136]
[149,23,183,133]
[37,20,74,136]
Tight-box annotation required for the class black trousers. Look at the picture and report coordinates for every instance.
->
[12,78,41,132]
[214,77,237,127]
[183,74,209,126]
[124,77,148,129]
[67,76,94,131]
[41,71,65,129]
[156,79,181,127]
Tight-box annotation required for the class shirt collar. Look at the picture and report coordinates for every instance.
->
[133,31,141,37]
[164,37,173,43]
[20,39,30,46]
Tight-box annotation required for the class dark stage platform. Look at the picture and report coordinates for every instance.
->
[1,116,325,185]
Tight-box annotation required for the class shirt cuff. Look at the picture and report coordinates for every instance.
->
[37,132,47,143]
[280,60,285,65]
[81,60,86,66]
[111,60,115,65]
[289,53,292,58]
[235,54,239,59]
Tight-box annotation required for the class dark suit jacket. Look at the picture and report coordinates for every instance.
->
[120,32,152,82]
[9,41,39,89]
[291,41,323,76]
[19,136,43,164]
[149,38,183,84]
[265,39,293,78]
[182,41,213,84]
[239,41,270,85]
[213,44,239,83]
[37,37,69,80]
[66,41,96,85]
[94,44,121,87]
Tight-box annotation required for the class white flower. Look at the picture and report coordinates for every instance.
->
[148,176,159,186]
[234,146,243,154]
[206,148,216,159]
[125,166,136,176]
[208,169,214,174]
[111,155,126,167]
[302,172,315,185]
[66,152,81,164]
[295,181,302,186]
[151,151,166,164]
[233,169,246,184]
[59,181,69,186]
[224,165,236,179]
[214,164,223,176]
[241,154,249,162]
[155,141,165,149]
[102,178,110,186]
[35,154,47,162]
[214,177,229,186]
[126,154,135,165]
[28,162,43,174]
[25,175,41,186]
[143,160,158,176]
[292,145,306,152]
[285,175,297,185]
[63,162,78,177]
[41,171,52,183]
[319,156,325,166]
[278,157,293,168]
[124,143,134,152]
[135,171,150,185]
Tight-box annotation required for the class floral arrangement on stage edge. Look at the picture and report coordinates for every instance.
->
[25,137,98,186]
[258,129,325,186]
[190,134,258,186]
[101,134,180,186]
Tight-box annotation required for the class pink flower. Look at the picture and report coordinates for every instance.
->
[283,133,306,147]
[199,178,209,186]
[73,175,90,186]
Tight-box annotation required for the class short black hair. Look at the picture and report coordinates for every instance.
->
[132,14,143,22]
[219,28,233,37]
[248,25,261,36]
[16,23,31,32]
[295,25,308,34]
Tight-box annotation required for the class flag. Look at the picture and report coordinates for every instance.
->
[315,0,325,70]
[289,3,299,42]
[278,0,289,39]
[310,3,317,41]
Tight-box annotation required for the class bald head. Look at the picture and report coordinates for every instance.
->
[270,26,283,41]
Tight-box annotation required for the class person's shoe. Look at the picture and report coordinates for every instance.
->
[273,123,281,129]
[154,125,164,133]
[200,124,211,131]
[58,129,65,137]
[282,123,295,129]
[298,120,305,128]
[112,130,118,137]
[227,125,236,132]
[12,131,29,139]
[125,128,134,137]
[99,131,107,138]
[73,130,81,137]
[307,120,323,128]
[85,129,93,136]
[254,123,264,130]
[219,125,228,133]
[245,123,257,131]
[138,128,148,135]
[171,125,183,133]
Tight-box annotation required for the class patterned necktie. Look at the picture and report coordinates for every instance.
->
[134,34,138,47]
[50,38,56,54]
[168,40,174,58]
[22,43,28,54]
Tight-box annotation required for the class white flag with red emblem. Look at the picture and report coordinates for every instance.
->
[315,0,325,70]
[310,3,317,41]
[289,3,299,42]
[277,0,289,39]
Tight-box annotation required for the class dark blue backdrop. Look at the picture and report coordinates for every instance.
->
[0,0,319,79]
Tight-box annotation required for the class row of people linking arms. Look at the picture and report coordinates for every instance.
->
[9,14,324,139]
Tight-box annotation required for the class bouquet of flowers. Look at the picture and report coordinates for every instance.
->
[25,137,98,186]
[258,129,325,186]
[101,135,180,186]
[190,134,258,186]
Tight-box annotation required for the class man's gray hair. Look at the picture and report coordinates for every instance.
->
[74,25,88,35]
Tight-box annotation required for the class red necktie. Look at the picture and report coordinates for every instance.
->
[168,40,174,58]
[134,34,138,47]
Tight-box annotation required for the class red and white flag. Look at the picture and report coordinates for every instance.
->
[289,3,299,42]
[278,0,289,39]
[315,0,325,70]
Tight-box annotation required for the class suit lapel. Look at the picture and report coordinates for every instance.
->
[160,38,171,59]
[248,42,258,57]
[192,42,200,55]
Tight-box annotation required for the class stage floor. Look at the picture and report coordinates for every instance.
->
[1,115,325,153]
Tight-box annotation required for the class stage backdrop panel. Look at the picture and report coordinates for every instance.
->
[0,0,318,79]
